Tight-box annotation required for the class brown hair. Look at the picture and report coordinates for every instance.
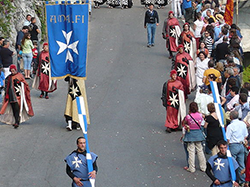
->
[21,33,30,46]
[189,102,198,113]
[207,103,215,113]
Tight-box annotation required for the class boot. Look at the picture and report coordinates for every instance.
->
[66,120,72,131]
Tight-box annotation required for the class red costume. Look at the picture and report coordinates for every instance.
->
[174,50,193,96]
[180,30,196,55]
[164,78,184,129]
[163,13,181,52]
[33,49,57,93]
[0,66,34,125]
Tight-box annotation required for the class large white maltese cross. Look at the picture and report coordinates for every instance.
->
[56,30,79,63]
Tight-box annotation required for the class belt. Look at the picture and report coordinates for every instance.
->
[220,180,231,184]
[229,142,243,144]
[80,179,90,181]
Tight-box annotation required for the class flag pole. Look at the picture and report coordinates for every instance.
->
[76,96,95,187]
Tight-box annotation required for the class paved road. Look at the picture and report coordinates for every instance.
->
[0,1,212,187]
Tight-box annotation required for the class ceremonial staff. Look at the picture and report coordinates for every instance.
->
[210,81,236,184]
[76,96,95,187]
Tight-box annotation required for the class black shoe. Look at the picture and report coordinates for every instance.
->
[147,44,151,48]
[13,124,19,129]
[165,128,171,133]
[151,44,154,47]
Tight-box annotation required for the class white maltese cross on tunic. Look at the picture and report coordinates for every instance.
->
[56,30,79,63]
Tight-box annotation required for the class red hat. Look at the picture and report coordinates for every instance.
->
[184,22,190,26]
[177,44,184,50]
[168,11,174,15]
[170,69,177,77]
[43,42,48,47]
[9,64,17,71]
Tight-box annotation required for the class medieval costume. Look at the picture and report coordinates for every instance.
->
[0,64,34,128]
[155,0,168,8]
[64,77,90,131]
[144,0,154,7]
[180,23,197,61]
[206,152,239,187]
[162,11,181,59]
[162,69,186,133]
[107,0,120,8]
[32,43,57,99]
[94,0,107,8]
[171,0,182,18]
[65,150,98,187]
[174,44,196,97]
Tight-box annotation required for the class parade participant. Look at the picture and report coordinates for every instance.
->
[32,43,57,99]
[180,23,196,60]
[226,110,248,185]
[182,102,206,173]
[144,3,159,48]
[107,0,120,8]
[65,137,98,187]
[144,0,154,8]
[64,77,90,131]
[162,69,185,133]
[0,64,34,128]
[162,11,181,59]
[206,140,239,187]
[155,0,166,9]
[93,0,107,9]
[21,33,34,79]
[174,44,196,98]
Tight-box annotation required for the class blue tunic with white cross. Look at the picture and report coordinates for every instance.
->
[207,154,239,187]
[65,151,98,187]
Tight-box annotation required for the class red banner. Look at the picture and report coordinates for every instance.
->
[224,0,234,25]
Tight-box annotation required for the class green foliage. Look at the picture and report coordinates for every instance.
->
[0,0,15,37]
[243,66,250,83]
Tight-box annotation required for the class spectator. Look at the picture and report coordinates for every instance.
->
[182,102,206,173]
[193,12,204,49]
[226,86,239,111]
[203,30,213,57]
[196,41,209,56]
[0,40,14,78]
[21,33,34,79]
[203,60,221,85]
[196,51,209,87]
[234,93,250,120]
[23,14,32,26]
[0,37,4,64]
[204,103,224,155]
[215,36,230,63]
[226,110,248,185]
[182,0,193,24]
[30,17,40,42]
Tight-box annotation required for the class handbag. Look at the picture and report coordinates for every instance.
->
[189,114,207,139]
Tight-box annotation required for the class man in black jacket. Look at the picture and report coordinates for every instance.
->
[144,3,159,48]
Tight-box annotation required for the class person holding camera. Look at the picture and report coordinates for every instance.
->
[144,3,159,48]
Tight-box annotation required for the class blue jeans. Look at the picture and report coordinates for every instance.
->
[229,143,245,183]
[22,52,33,70]
[146,23,156,45]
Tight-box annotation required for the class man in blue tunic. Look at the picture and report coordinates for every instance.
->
[65,137,98,187]
[206,140,239,187]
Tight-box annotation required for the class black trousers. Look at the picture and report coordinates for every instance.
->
[184,7,193,24]
[10,102,20,125]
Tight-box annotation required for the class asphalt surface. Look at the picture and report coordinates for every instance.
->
[0,1,213,187]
